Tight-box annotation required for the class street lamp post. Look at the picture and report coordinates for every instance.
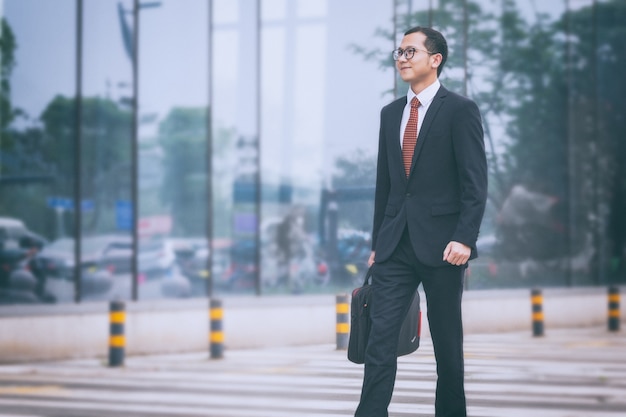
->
[118,0,162,300]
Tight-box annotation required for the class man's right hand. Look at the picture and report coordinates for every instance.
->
[367,251,376,267]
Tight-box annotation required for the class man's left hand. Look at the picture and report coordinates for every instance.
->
[443,241,471,266]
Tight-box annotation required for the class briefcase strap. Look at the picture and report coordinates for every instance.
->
[362,267,373,287]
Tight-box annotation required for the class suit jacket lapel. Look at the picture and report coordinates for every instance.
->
[409,86,448,176]
[387,98,407,180]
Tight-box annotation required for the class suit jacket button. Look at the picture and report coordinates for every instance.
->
[406,193,411,197]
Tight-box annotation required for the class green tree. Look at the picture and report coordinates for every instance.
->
[350,0,626,285]
[349,0,505,205]
[555,1,624,280]
[158,107,209,236]
[1,19,57,235]
[157,106,234,237]
[488,0,625,282]
[39,96,133,233]
[0,18,17,151]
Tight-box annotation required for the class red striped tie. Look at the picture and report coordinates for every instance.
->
[402,97,420,177]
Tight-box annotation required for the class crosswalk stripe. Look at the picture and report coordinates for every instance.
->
[0,329,624,417]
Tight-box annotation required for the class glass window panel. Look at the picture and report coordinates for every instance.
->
[136,1,210,299]
[463,0,572,289]
[80,0,134,301]
[565,0,621,286]
[214,0,239,24]
[296,0,327,18]
[2,0,76,304]
[262,0,286,20]
[212,0,260,295]
[260,26,286,184]
[595,0,626,285]
[260,0,393,294]
[319,1,394,292]
[3,0,623,304]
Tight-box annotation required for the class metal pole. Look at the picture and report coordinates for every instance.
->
[254,0,262,296]
[73,0,84,303]
[564,0,574,287]
[131,0,140,301]
[206,0,214,298]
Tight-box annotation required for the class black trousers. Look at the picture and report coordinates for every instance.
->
[355,229,467,417]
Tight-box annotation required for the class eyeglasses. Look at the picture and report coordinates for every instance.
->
[392,47,436,61]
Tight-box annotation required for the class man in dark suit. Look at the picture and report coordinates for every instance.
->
[355,26,487,417]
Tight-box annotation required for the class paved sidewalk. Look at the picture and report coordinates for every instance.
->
[0,326,624,416]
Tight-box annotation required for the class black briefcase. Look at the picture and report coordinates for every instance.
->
[347,267,421,364]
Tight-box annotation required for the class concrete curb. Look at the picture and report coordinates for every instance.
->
[0,286,623,363]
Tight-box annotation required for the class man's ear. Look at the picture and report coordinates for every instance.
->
[431,54,442,69]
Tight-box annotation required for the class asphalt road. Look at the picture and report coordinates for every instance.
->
[0,326,624,416]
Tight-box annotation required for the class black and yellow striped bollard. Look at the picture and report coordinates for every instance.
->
[336,294,350,350]
[531,288,544,337]
[209,298,224,359]
[608,286,620,332]
[108,300,125,367]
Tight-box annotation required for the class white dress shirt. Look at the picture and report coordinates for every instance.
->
[400,79,441,148]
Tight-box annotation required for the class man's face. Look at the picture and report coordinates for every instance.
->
[396,32,439,85]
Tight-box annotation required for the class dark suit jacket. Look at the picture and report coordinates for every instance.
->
[371,85,488,267]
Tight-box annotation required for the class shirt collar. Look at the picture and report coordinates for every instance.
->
[407,79,441,107]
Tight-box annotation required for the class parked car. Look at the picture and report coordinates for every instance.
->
[331,229,371,286]
[176,239,210,279]
[0,217,33,242]
[100,239,133,275]
[138,238,180,280]
[37,234,131,279]
[0,217,51,303]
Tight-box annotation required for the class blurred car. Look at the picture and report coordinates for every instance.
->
[177,239,211,281]
[1,217,47,284]
[0,217,47,254]
[332,229,371,286]
[218,239,257,290]
[138,238,179,280]
[0,217,34,242]
[37,234,132,279]
[0,217,51,303]
[36,238,73,279]
[100,239,133,274]
[138,237,206,279]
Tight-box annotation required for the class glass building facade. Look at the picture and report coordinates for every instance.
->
[1,0,624,305]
